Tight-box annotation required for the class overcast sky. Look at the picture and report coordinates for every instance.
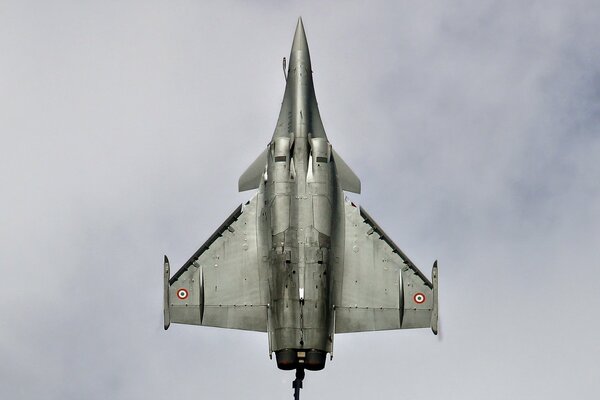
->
[2,1,600,399]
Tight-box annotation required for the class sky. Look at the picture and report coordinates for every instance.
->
[2,1,600,399]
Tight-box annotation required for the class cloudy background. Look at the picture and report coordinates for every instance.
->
[2,1,599,398]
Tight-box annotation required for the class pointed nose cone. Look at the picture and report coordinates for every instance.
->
[290,17,311,66]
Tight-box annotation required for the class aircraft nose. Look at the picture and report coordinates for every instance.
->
[290,17,311,66]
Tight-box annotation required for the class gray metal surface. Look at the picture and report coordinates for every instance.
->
[166,194,269,331]
[164,18,438,376]
[239,147,269,192]
[334,200,436,333]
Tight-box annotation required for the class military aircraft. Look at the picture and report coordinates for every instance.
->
[163,18,438,400]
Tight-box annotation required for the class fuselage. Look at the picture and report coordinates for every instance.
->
[259,20,341,371]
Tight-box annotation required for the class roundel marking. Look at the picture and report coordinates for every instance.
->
[413,292,426,304]
[176,288,189,300]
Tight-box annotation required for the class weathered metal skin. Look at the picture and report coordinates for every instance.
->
[164,20,438,388]
[265,20,335,369]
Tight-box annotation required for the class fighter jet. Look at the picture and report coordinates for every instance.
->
[163,18,438,400]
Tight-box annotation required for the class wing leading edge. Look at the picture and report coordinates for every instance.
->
[164,193,269,332]
[334,200,438,334]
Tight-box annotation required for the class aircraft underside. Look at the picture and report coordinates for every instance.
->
[163,18,438,400]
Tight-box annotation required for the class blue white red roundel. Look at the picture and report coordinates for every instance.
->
[413,292,426,304]
[176,288,189,300]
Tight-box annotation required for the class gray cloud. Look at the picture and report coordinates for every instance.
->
[1,1,599,399]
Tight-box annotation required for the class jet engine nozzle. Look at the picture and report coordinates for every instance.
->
[275,349,327,371]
